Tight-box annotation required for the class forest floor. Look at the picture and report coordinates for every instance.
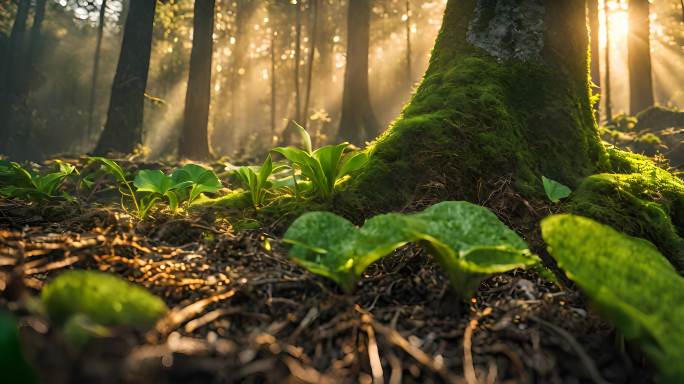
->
[0,158,658,384]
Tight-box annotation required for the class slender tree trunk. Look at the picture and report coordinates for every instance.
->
[271,27,277,135]
[303,0,319,129]
[340,0,606,214]
[405,0,412,84]
[627,0,654,115]
[93,0,156,155]
[337,0,379,145]
[179,0,215,160]
[88,0,108,141]
[0,0,31,154]
[21,0,46,96]
[228,0,257,143]
[604,0,613,122]
[294,0,303,124]
[587,0,600,89]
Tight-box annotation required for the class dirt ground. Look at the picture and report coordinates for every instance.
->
[0,181,656,384]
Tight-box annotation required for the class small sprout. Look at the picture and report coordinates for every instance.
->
[542,176,572,203]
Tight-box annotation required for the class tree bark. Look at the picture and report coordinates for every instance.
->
[603,0,613,122]
[337,0,379,145]
[587,0,600,89]
[88,0,108,141]
[339,0,607,214]
[0,0,31,154]
[93,0,156,155]
[21,0,46,96]
[179,0,215,160]
[627,0,654,115]
[303,0,319,130]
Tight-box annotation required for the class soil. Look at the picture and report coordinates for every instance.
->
[0,162,656,384]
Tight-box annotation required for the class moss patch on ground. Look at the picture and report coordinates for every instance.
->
[567,149,684,270]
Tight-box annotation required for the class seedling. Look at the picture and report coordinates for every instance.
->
[235,154,282,208]
[90,157,141,216]
[284,201,538,293]
[542,176,572,203]
[273,123,368,200]
[542,214,684,383]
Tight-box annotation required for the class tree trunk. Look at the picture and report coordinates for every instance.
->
[179,0,215,160]
[587,0,599,89]
[0,0,31,154]
[627,0,654,115]
[405,0,412,85]
[603,0,613,122]
[229,0,257,141]
[294,1,303,124]
[303,0,319,130]
[88,0,108,141]
[21,0,46,96]
[339,0,607,214]
[337,0,379,145]
[93,0,156,155]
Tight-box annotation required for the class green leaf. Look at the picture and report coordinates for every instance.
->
[542,176,572,203]
[90,157,127,184]
[292,121,313,153]
[0,312,37,384]
[235,156,275,208]
[171,164,223,203]
[541,214,684,383]
[284,201,537,293]
[134,169,174,195]
[41,271,168,330]
[337,152,368,180]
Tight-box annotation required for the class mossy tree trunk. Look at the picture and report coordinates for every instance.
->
[341,0,607,213]
[179,0,215,160]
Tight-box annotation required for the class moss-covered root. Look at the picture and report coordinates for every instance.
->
[567,149,684,270]
[337,0,607,215]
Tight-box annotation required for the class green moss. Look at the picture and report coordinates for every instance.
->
[567,149,684,270]
[632,133,664,156]
[41,271,168,329]
[635,106,684,132]
[337,0,607,215]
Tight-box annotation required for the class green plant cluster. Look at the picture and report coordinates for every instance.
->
[235,123,368,209]
[284,201,539,293]
[0,160,76,201]
[90,158,223,218]
[542,214,684,383]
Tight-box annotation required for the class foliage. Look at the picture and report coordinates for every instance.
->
[90,157,141,215]
[273,124,368,200]
[284,201,538,292]
[235,155,276,209]
[92,158,222,218]
[542,176,572,203]
[0,160,76,201]
[567,149,684,270]
[542,214,684,383]
[41,271,168,330]
[0,312,37,384]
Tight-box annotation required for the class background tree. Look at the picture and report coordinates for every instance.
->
[628,0,655,114]
[338,0,379,145]
[341,0,606,213]
[587,0,600,115]
[21,0,47,96]
[93,0,156,155]
[87,0,108,141]
[178,0,215,160]
[604,0,613,122]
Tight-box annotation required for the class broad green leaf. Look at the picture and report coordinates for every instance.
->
[313,143,348,193]
[42,271,168,330]
[172,164,222,202]
[542,176,572,203]
[337,152,368,180]
[134,169,174,195]
[235,156,275,208]
[284,212,359,291]
[542,214,684,383]
[0,312,37,384]
[284,201,537,293]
